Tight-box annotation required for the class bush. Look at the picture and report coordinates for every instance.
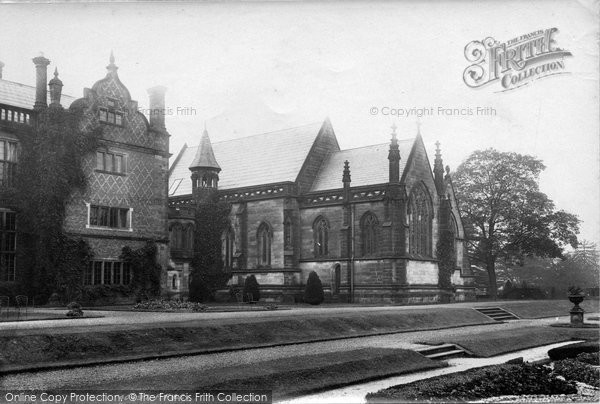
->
[0,282,23,302]
[503,287,545,300]
[133,299,207,312]
[548,341,599,361]
[243,275,260,302]
[576,352,600,366]
[304,271,324,305]
[553,359,600,388]
[66,301,83,318]
[366,363,576,401]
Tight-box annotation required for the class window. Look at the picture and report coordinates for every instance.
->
[171,274,177,290]
[0,140,17,188]
[89,205,130,229]
[0,211,16,282]
[84,260,131,285]
[284,217,292,249]
[313,216,329,257]
[98,98,124,127]
[361,212,379,256]
[222,227,234,268]
[408,184,433,257]
[96,151,126,174]
[257,222,271,266]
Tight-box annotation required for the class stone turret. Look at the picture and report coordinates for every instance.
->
[189,125,221,202]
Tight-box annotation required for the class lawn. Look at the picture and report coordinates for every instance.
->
[419,326,599,357]
[497,298,599,318]
[89,348,446,399]
[0,307,494,371]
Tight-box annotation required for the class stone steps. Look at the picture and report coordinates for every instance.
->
[475,307,520,321]
[415,343,468,360]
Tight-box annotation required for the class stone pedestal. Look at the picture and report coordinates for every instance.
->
[569,295,585,325]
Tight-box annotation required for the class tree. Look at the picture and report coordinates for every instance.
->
[189,196,232,302]
[304,271,324,305]
[453,149,579,299]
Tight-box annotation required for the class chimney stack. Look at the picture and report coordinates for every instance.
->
[32,55,50,110]
[147,86,167,130]
[0,61,4,79]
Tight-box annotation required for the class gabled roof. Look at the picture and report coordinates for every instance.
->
[310,138,415,192]
[169,121,326,195]
[189,128,221,171]
[0,79,76,109]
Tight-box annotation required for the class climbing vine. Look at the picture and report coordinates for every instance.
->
[121,241,162,301]
[13,105,100,301]
[436,229,456,289]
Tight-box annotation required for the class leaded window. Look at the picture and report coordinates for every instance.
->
[257,222,271,266]
[408,184,433,257]
[313,216,329,257]
[361,212,379,256]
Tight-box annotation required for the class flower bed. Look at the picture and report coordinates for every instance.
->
[133,299,207,312]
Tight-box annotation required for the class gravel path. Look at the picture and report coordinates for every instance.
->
[0,317,573,390]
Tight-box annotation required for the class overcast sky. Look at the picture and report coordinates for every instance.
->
[1,0,598,246]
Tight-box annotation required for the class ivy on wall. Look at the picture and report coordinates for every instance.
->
[189,195,232,302]
[12,105,100,302]
[121,241,162,301]
[436,229,456,289]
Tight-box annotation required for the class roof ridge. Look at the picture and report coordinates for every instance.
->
[208,120,324,145]
[335,137,415,152]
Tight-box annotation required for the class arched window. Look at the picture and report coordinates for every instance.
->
[172,274,178,290]
[313,216,329,257]
[222,226,235,269]
[170,223,183,250]
[257,222,271,266]
[185,225,194,250]
[284,217,292,249]
[408,184,433,257]
[361,212,379,256]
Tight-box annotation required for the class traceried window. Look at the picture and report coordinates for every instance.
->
[98,98,124,127]
[84,261,131,285]
[89,205,130,229]
[408,184,433,257]
[0,140,18,188]
[361,212,379,256]
[257,222,271,266]
[96,151,125,174]
[313,216,329,257]
[0,211,16,282]
[222,227,235,269]
[284,217,292,249]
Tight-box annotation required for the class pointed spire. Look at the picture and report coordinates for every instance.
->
[106,51,118,74]
[342,160,351,184]
[388,123,401,183]
[189,126,221,171]
[433,140,445,197]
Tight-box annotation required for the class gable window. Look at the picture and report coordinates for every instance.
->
[89,204,131,230]
[0,140,18,188]
[361,212,379,256]
[222,227,234,269]
[408,184,433,257]
[313,216,329,257]
[257,222,271,266]
[96,151,125,174]
[99,98,124,127]
[0,211,16,282]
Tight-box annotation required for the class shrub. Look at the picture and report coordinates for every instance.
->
[503,287,545,300]
[553,359,600,388]
[366,363,576,401]
[576,352,600,366]
[243,275,260,302]
[66,301,83,318]
[133,299,207,312]
[548,341,599,361]
[0,282,23,302]
[304,271,324,305]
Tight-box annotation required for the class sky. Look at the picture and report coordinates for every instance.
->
[0,0,598,246]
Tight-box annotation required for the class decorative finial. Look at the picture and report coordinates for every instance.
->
[416,120,422,135]
[107,51,118,73]
[110,50,115,65]
[435,141,441,153]
[342,160,351,184]
[391,123,397,134]
[445,165,450,175]
[53,67,59,78]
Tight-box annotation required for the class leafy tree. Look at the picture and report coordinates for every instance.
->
[189,196,232,302]
[13,105,100,300]
[243,275,260,302]
[453,149,579,298]
[304,271,324,305]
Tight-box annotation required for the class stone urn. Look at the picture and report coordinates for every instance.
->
[568,292,585,325]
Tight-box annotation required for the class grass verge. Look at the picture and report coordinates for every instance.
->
[498,299,599,318]
[90,348,445,399]
[0,308,492,371]
[419,326,599,357]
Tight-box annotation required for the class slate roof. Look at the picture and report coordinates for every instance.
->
[0,79,76,109]
[310,138,415,192]
[189,128,221,171]
[169,121,325,195]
